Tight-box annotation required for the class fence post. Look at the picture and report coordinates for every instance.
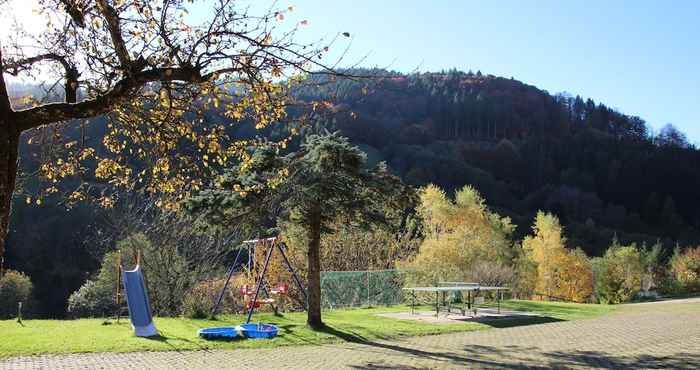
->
[366,271,370,306]
[17,301,22,324]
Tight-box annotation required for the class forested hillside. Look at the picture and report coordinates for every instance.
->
[5,70,700,316]
[297,70,700,254]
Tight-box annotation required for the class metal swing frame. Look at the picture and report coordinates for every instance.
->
[210,236,308,323]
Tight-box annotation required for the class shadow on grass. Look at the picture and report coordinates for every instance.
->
[477,316,564,328]
[317,324,368,343]
[143,331,215,352]
[318,322,400,343]
[276,324,319,345]
[490,300,611,318]
[321,310,566,344]
[141,334,170,342]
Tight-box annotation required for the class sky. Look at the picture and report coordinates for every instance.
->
[262,0,700,142]
[3,0,699,141]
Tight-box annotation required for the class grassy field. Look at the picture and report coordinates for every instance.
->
[0,300,617,358]
[484,299,617,320]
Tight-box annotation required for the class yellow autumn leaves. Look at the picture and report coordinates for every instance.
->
[522,212,593,303]
[402,184,515,284]
[95,158,132,186]
[88,77,291,210]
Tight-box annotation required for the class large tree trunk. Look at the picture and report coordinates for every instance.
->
[0,121,20,263]
[306,208,324,330]
[0,55,20,262]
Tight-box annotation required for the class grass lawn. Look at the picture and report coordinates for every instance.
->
[484,299,618,320]
[0,300,616,358]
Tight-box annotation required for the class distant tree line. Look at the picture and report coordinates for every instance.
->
[295,69,700,255]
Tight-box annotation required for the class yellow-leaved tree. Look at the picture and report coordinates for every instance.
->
[556,248,594,302]
[0,0,353,260]
[402,184,515,285]
[522,211,593,302]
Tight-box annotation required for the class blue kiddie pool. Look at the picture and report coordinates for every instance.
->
[238,323,278,339]
[198,323,278,340]
[197,326,243,340]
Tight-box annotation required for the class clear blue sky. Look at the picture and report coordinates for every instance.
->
[253,0,700,142]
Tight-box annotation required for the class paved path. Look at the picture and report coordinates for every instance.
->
[2,299,699,369]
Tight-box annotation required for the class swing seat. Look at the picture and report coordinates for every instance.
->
[271,283,289,295]
[245,298,275,309]
[245,301,261,309]
[240,285,254,296]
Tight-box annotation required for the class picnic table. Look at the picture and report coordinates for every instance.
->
[402,282,509,317]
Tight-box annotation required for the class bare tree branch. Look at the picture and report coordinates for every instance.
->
[59,0,86,28]
[95,0,133,70]
[12,65,207,130]
[5,53,79,103]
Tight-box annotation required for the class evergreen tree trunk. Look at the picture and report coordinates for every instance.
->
[306,207,324,330]
[0,59,20,262]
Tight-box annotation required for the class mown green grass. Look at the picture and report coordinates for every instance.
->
[484,299,618,320]
[0,300,615,358]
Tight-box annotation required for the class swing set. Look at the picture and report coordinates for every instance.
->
[211,236,307,324]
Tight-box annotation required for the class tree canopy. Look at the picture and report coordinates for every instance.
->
[403,184,515,285]
[0,0,351,259]
[186,132,412,329]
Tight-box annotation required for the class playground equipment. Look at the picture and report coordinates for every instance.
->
[210,236,307,323]
[240,282,289,310]
[117,251,158,337]
[199,236,304,341]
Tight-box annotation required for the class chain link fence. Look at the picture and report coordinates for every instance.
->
[320,269,407,309]
[320,269,513,309]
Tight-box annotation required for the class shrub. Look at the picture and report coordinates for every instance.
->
[182,278,240,318]
[119,234,193,316]
[639,243,662,293]
[513,253,537,299]
[67,280,117,318]
[0,270,33,319]
[67,233,197,318]
[67,249,121,318]
[669,246,700,293]
[656,274,684,295]
[467,261,514,287]
[593,242,643,304]
[311,221,420,272]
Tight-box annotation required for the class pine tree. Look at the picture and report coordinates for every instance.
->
[186,133,411,329]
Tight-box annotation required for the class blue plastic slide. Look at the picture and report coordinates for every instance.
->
[122,265,158,337]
